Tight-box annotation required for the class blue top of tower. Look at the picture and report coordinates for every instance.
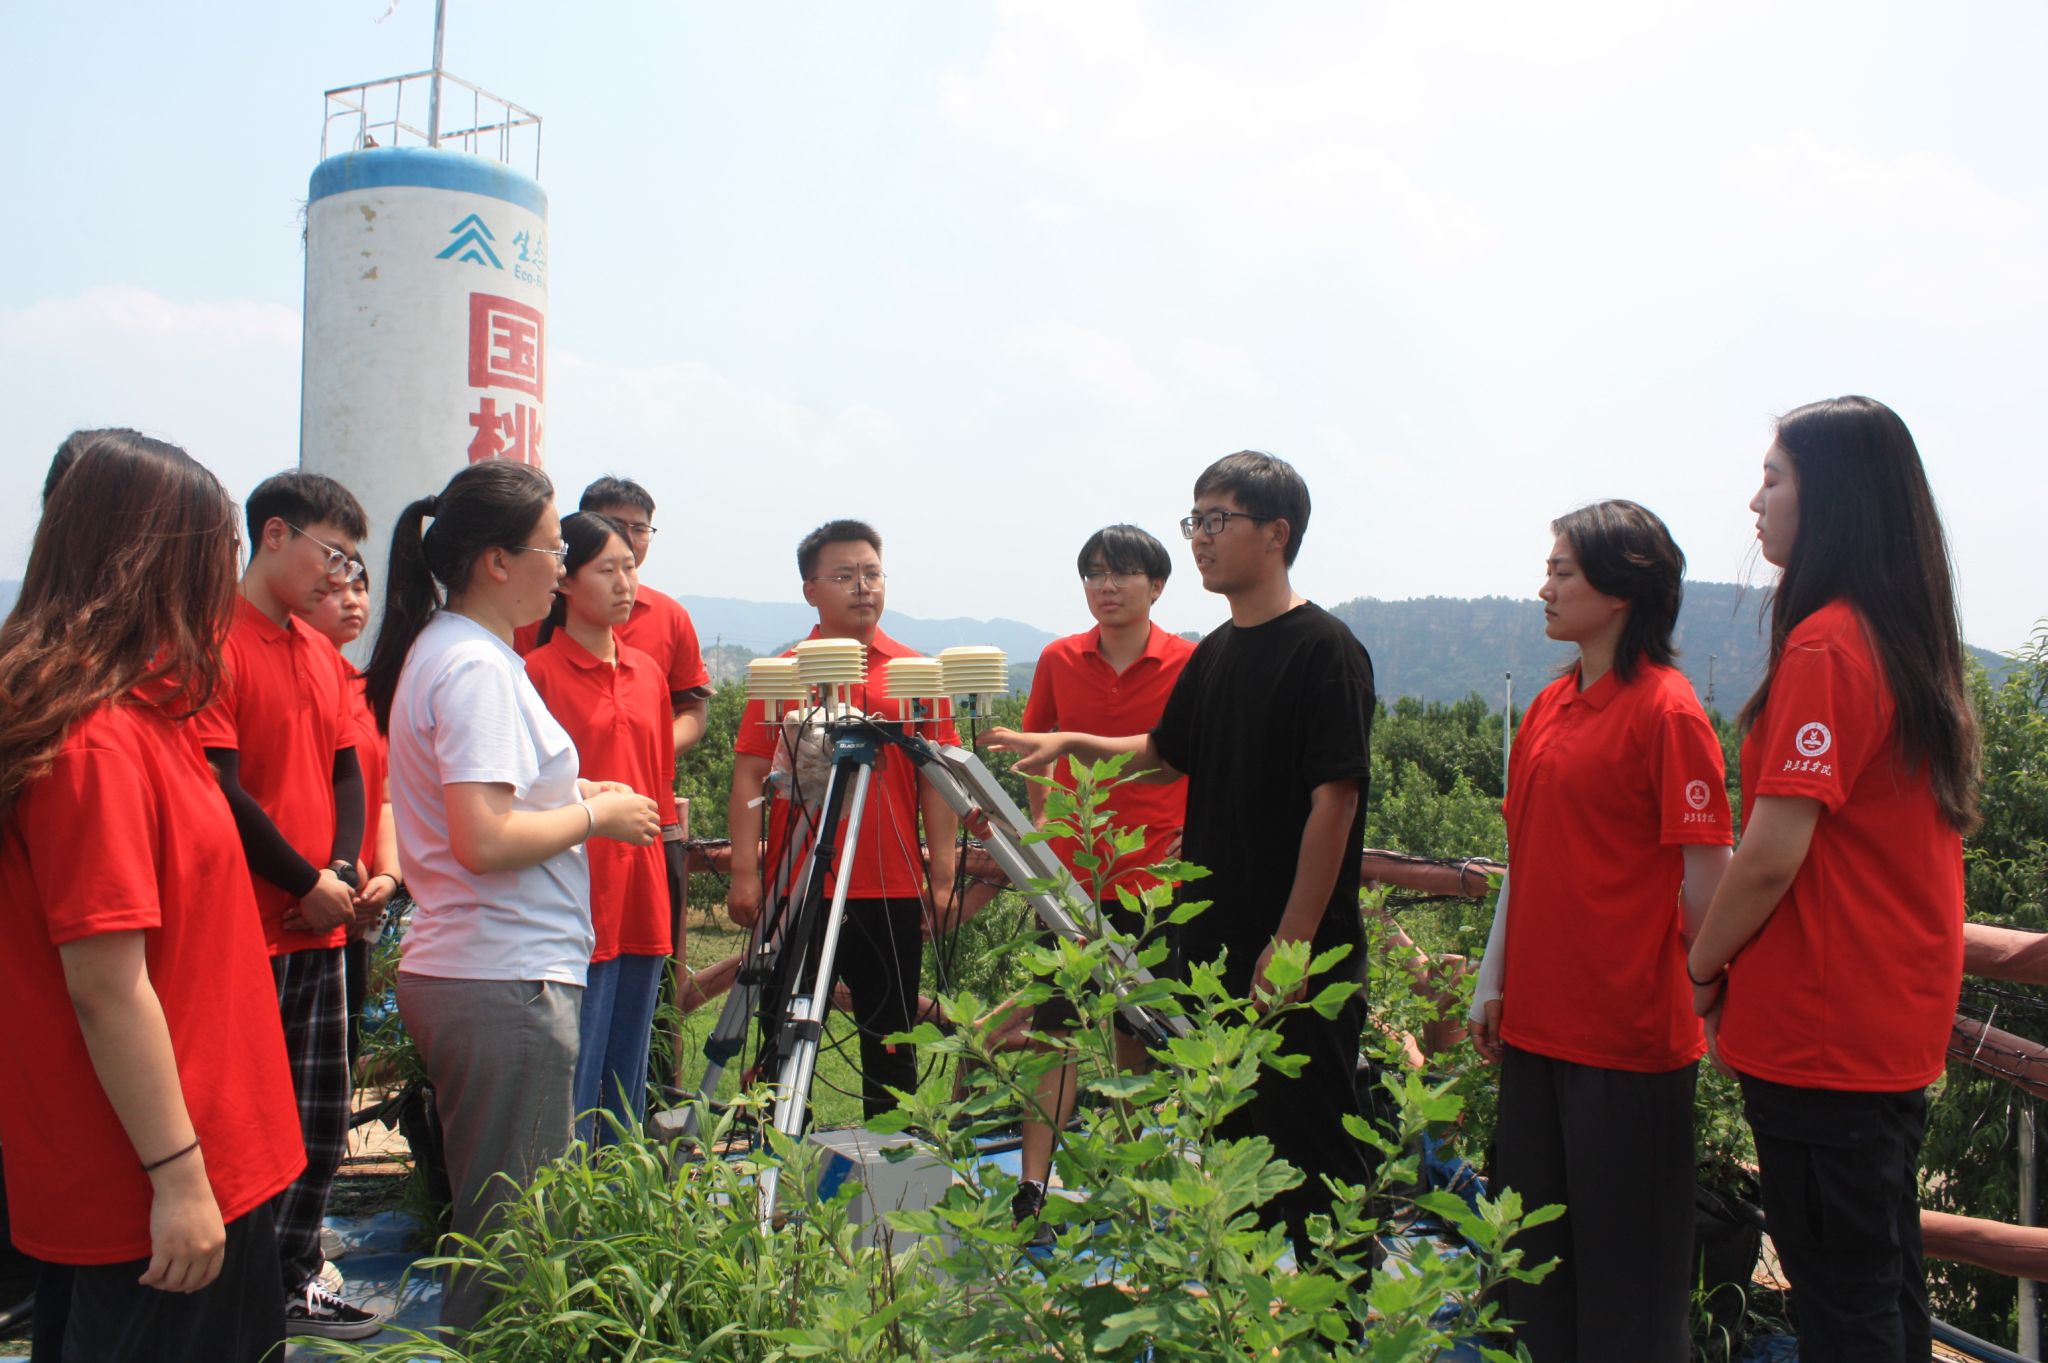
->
[310,147,547,217]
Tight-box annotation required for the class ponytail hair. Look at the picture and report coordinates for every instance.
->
[364,462,554,731]
[535,511,629,648]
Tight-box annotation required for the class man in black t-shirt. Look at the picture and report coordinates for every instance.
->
[986,450,1377,1262]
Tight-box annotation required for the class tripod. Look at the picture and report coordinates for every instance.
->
[665,708,1190,1226]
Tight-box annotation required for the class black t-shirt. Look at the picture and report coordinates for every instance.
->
[1150,602,1375,991]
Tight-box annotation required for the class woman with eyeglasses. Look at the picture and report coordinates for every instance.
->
[524,512,677,1147]
[295,558,403,1079]
[0,431,304,1362]
[1687,397,1978,1363]
[363,463,660,1333]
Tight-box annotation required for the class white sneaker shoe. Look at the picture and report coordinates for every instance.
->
[320,1223,348,1261]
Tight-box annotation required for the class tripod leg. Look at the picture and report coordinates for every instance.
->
[758,759,876,1226]
[658,779,819,1140]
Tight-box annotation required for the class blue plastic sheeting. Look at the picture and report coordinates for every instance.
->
[283,1211,442,1360]
[1739,1336,1800,1361]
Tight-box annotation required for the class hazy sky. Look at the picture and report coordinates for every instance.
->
[4,2,2043,650]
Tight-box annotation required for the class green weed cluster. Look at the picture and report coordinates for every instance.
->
[327,757,1553,1362]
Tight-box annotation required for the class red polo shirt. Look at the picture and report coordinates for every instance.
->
[1021,624,1195,898]
[193,596,358,955]
[1717,600,1965,1091]
[1499,662,1731,1073]
[526,633,676,959]
[341,660,387,878]
[0,697,305,1263]
[733,627,960,901]
[517,585,707,826]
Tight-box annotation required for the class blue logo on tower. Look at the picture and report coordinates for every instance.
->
[437,215,504,269]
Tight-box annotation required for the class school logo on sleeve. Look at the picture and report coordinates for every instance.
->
[1681,778,1717,824]
[1783,721,1835,775]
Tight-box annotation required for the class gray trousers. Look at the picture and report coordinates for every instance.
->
[396,972,581,1334]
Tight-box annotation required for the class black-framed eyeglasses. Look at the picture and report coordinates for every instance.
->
[1080,569,1148,587]
[1179,510,1273,539]
[617,521,658,539]
[286,523,365,582]
[509,542,570,562]
[812,570,887,592]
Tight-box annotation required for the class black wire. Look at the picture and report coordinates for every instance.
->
[1960,982,2048,1016]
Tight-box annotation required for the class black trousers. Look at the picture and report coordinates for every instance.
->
[343,934,371,1071]
[1739,1073,1931,1363]
[665,838,689,945]
[1217,988,1378,1265]
[62,1204,284,1363]
[1494,1045,1697,1363]
[833,898,924,1121]
[1032,899,1176,1037]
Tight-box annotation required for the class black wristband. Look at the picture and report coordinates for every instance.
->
[143,1137,200,1174]
[1686,963,1724,989]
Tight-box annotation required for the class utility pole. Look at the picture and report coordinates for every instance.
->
[427,0,448,147]
[1502,671,1514,796]
[2024,1099,2040,1358]
[1706,654,1717,710]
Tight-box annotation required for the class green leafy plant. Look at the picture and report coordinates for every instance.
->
[1921,631,2048,1346]
[328,755,1553,1362]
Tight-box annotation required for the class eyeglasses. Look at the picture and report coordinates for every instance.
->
[287,524,365,582]
[1180,510,1273,539]
[813,570,887,592]
[509,543,570,562]
[1081,570,1148,588]
[617,521,657,539]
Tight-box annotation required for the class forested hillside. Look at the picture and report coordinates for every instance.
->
[1330,580,2008,706]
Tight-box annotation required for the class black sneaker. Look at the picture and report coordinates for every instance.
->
[1011,1180,1055,1247]
[284,1281,384,1340]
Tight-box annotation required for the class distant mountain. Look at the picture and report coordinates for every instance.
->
[0,578,2012,706]
[1328,581,2009,708]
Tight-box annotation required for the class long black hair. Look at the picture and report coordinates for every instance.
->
[1739,395,1980,833]
[364,462,554,731]
[1551,499,1685,684]
[1,432,239,821]
[535,511,629,647]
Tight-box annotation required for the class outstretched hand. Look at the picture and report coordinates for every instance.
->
[978,727,1061,775]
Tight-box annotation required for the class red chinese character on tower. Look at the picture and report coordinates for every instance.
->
[466,397,545,466]
[467,397,507,462]
[502,402,542,464]
[468,293,545,399]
